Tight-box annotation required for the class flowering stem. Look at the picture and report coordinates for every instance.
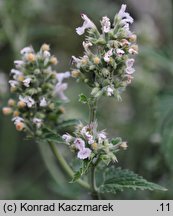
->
[88,97,100,199]
[90,164,99,199]
[89,97,97,125]
[48,141,90,190]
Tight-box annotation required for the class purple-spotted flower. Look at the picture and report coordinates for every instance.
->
[74,138,85,150]
[77,148,92,159]
[101,16,111,33]
[33,118,43,128]
[62,133,73,143]
[118,4,134,24]
[23,77,31,87]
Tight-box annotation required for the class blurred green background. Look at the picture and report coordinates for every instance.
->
[0,0,173,199]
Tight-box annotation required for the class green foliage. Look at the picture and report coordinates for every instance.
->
[99,167,167,194]
[111,137,122,145]
[57,119,79,130]
[158,94,173,171]
[70,160,92,183]
[41,127,63,144]
[79,93,89,104]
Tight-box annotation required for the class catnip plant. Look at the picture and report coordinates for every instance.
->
[2,4,166,199]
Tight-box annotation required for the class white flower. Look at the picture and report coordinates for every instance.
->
[106,86,114,96]
[0,72,8,94]
[33,118,42,128]
[20,46,34,55]
[14,60,24,68]
[11,69,23,80]
[126,58,135,68]
[101,16,111,33]
[125,67,135,74]
[124,74,134,84]
[56,72,71,84]
[12,116,24,124]
[98,131,107,143]
[19,95,35,108]
[88,137,95,145]
[71,56,81,64]
[74,138,85,150]
[84,131,94,144]
[23,77,31,87]
[123,23,132,36]
[129,47,138,55]
[83,41,92,53]
[118,4,134,24]
[104,49,113,62]
[125,59,135,74]
[80,125,89,136]
[40,97,47,107]
[76,13,96,35]
[77,148,92,159]
[62,133,73,143]
[116,48,125,56]
[55,83,68,101]
[43,50,51,58]
[9,80,19,88]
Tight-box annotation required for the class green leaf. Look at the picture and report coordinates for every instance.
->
[79,93,88,104]
[99,167,167,194]
[70,160,92,183]
[111,137,122,145]
[42,127,63,143]
[57,119,79,130]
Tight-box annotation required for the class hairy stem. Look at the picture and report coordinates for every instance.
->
[48,142,90,190]
[89,97,97,124]
[89,97,100,199]
[91,164,99,199]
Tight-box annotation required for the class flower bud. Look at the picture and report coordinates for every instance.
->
[26,53,36,62]
[34,69,41,75]
[17,75,25,82]
[129,45,138,54]
[93,56,100,64]
[41,43,50,51]
[17,101,26,108]
[119,142,128,150]
[10,87,17,92]
[120,39,130,46]
[91,87,100,96]
[89,65,95,70]
[81,58,88,65]
[50,56,58,65]
[16,122,25,131]
[59,106,65,113]
[129,34,137,43]
[101,68,109,76]
[91,142,98,150]
[2,107,12,115]
[71,70,80,78]
[49,103,55,110]
[13,111,20,117]
[8,99,16,107]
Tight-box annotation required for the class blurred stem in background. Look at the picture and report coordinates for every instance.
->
[47,142,90,190]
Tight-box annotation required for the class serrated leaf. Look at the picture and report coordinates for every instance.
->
[57,119,79,130]
[99,167,167,194]
[79,93,88,104]
[70,160,92,183]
